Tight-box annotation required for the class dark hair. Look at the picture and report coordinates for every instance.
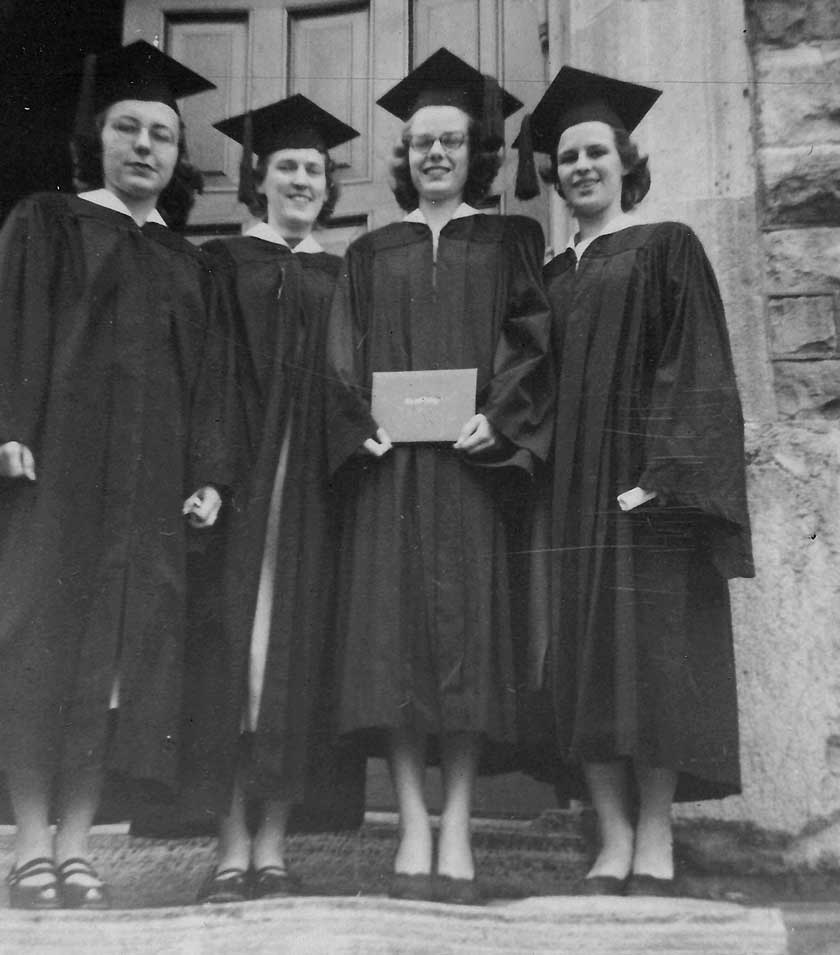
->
[540,125,651,212]
[248,150,341,227]
[70,108,203,232]
[388,114,503,212]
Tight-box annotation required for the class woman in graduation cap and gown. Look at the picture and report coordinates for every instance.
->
[514,68,754,895]
[0,42,231,908]
[185,96,364,904]
[325,48,554,904]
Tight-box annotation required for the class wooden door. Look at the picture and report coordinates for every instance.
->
[123,0,549,250]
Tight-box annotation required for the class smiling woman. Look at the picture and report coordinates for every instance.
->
[173,95,364,905]
[516,66,753,899]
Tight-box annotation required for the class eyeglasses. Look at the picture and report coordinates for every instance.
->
[405,132,467,153]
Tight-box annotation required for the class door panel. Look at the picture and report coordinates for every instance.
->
[289,5,371,179]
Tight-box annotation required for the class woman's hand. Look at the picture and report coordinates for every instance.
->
[182,486,222,528]
[362,427,393,458]
[0,441,36,480]
[454,414,499,455]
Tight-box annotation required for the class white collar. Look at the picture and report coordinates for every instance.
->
[565,211,637,259]
[403,202,480,226]
[79,189,167,227]
[245,221,324,253]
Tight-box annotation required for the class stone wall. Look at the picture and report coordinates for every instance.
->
[749,0,840,417]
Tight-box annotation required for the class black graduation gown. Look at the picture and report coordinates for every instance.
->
[0,193,231,807]
[177,235,365,829]
[536,221,753,801]
[325,213,553,761]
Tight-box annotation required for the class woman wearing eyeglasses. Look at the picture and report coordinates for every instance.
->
[325,49,553,904]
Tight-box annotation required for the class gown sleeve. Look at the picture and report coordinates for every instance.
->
[324,240,378,475]
[0,197,71,450]
[479,217,554,472]
[188,246,240,495]
[637,223,753,579]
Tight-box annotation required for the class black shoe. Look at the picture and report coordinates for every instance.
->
[196,866,251,904]
[433,874,483,906]
[388,872,434,901]
[251,865,301,900]
[625,873,677,897]
[576,874,629,896]
[57,858,110,910]
[7,857,62,910]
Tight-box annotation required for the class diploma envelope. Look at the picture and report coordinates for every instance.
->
[371,368,477,443]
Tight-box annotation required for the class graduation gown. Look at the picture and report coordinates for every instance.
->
[177,233,365,829]
[0,192,230,804]
[325,212,553,759]
[537,220,753,801]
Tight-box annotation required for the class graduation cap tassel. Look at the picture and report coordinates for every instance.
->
[481,74,504,150]
[514,112,540,201]
[237,110,258,209]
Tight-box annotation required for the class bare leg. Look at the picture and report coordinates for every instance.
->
[583,761,635,880]
[252,798,291,871]
[632,764,677,879]
[437,732,478,880]
[215,774,252,872]
[388,727,432,875]
[55,762,105,887]
[7,764,53,886]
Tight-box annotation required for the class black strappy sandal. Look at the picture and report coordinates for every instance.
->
[7,857,62,910]
[57,858,111,910]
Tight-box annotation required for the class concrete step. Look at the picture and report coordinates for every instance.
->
[0,895,788,955]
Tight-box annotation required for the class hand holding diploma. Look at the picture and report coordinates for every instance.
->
[362,427,393,458]
[454,413,499,454]
[183,485,222,527]
[0,441,36,480]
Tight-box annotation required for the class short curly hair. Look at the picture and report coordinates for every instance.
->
[70,109,203,232]
[540,125,651,212]
[247,150,341,227]
[389,114,503,212]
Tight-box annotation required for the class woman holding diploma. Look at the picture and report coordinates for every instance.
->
[515,67,754,896]
[325,48,553,904]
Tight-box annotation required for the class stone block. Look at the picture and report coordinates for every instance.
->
[768,294,837,356]
[773,360,840,417]
[763,228,840,294]
[807,0,840,40]
[748,0,808,46]
[754,43,840,145]
[749,0,840,44]
[761,144,840,225]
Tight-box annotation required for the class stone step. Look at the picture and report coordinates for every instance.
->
[0,896,788,955]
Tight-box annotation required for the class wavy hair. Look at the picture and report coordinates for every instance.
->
[389,115,502,212]
[540,125,651,212]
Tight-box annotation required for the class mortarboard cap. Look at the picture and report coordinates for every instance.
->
[87,40,215,116]
[214,94,359,158]
[514,66,660,199]
[214,94,359,207]
[377,47,522,149]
